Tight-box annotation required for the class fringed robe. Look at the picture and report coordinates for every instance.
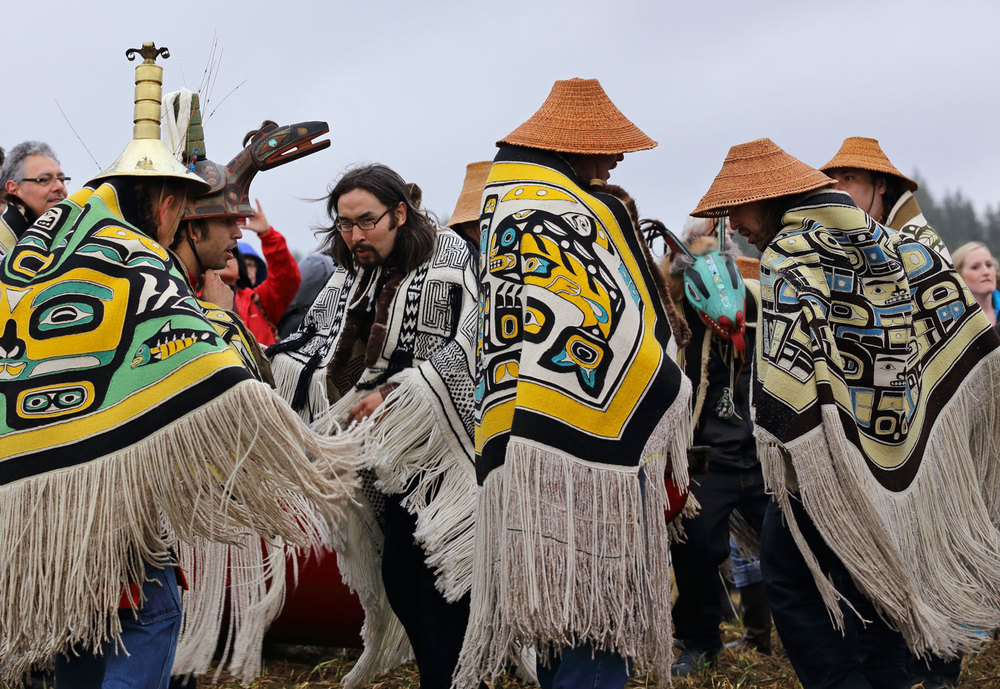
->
[456,145,692,687]
[0,182,358,681]
[755,189,1000,658]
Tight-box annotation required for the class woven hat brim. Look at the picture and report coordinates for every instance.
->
[447,161,492,227]
[692,173,834,217]
[498,78,657,155]
[693,141,835,217]
[819,153,918,193]
[498,129,657,155]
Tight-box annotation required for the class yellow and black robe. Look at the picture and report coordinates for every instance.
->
[458,145,691,685]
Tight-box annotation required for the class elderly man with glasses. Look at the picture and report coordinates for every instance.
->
[269,163,481,689]
[0,140,70,256]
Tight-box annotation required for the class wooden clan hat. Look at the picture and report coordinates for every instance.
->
[692,138,834,217]
[498,78,657,155]
[447,161,492,227]
[819,137,918,192]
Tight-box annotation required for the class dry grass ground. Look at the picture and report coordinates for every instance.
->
[199,627,1000,689]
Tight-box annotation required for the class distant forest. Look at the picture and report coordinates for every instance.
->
[912,173,1000,251]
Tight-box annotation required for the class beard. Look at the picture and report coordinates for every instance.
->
[351,217,397,268]
[352,243,384,267]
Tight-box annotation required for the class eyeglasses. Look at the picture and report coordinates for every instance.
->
[334,207,391,234]
[19,175,71,186]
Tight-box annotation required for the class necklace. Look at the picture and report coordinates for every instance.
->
[714,338,743,420]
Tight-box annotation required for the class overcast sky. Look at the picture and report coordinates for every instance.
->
[6,0,999,256]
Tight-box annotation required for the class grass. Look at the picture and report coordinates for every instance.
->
[197,624,1000,689]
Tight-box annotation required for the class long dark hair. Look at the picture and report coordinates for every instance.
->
[318,164,436,275]
[878,174,905,224]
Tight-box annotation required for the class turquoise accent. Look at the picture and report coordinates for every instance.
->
[682,248,745,333]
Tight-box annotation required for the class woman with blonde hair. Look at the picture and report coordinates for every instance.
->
[954,241,1000,326]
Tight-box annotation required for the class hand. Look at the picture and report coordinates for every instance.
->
[347,390,385,424]
[202,270,235,310]
[240,198,271,235]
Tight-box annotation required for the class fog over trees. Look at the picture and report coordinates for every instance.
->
[913,173,1000,251]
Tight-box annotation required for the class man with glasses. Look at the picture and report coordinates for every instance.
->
[269,163,480,689]
[0,140,69,256]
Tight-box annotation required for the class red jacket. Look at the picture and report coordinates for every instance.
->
[237,228,301,345]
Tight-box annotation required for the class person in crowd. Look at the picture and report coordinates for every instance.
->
[212,201,300,345]
[446,160,491,256]
[691,137,1000,689]
[0,140,69,255]
[269,164,479,689]
[0,42,357,689]
[456,77,691,689]
[276,252,336,338]
[954,241,999,325]
[644,216,772,676]
[0,146,6,214]
[820,136,951,260]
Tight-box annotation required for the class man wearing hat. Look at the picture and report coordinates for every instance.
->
[820,136,951,261]
[446,160,491,256]
[0,43,358,687]
[692,138,1000,689]
[821,139,961,689]
[456,78,691,689]
[269,163,478,689]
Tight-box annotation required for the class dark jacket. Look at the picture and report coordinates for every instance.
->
[683,285,759,471]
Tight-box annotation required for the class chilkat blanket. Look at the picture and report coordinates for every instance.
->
[756,190,1000,657]
[0,182,357,679]
[456,145,691,686]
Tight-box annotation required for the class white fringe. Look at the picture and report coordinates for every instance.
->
[332,494,413,689]
[0,380,360,681]
[370,368,477,602]
[310,368,479,686]
[271,353,331,424]
[455,388,692,688]
[759,349,1000,658]
[313,390,414,689]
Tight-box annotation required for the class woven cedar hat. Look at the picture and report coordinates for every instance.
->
[447,161,492,227]
[498,78,657,155]
[819,137,918,193]
[692,138,834,217]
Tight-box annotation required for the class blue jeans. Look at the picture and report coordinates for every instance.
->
[731,538,763,588]
[54,563,182,689]
[536,644,629,689]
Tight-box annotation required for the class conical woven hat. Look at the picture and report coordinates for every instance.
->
[498,78,657,155]
[819,137,918,192]
[447,161,492,227]
[692,138,834,217]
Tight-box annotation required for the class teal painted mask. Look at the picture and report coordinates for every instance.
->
[645,218,747,352]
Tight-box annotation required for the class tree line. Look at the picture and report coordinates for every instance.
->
[913,172,1000,251]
